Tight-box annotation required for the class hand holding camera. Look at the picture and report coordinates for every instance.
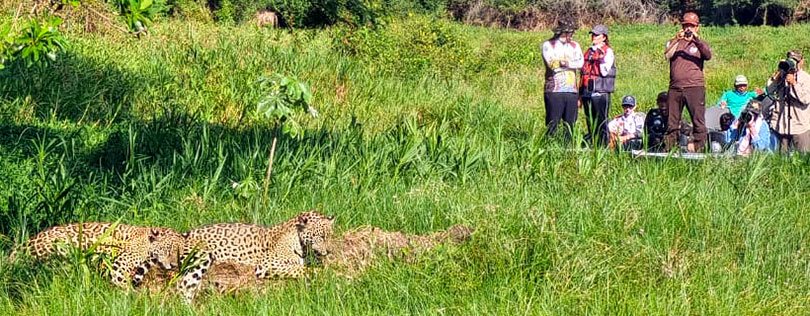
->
[786,73,797,85]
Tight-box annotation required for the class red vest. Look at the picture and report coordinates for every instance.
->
[580,44,616,93]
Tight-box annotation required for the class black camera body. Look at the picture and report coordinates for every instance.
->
[738,108,756,128]
[779,57,799,75]
[684,30,693,38]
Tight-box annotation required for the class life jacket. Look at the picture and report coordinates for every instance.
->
[580,44,616,94]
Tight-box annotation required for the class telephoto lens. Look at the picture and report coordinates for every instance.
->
[685,30,693,38]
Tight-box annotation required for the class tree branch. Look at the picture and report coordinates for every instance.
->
[84,5,131,34]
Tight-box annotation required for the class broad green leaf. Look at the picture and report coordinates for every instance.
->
[299,82,312,104]
[141,0,153,11]
[287,83,301,101]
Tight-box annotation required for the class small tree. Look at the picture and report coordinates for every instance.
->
[1,17,66,70]
[255,73,318,203]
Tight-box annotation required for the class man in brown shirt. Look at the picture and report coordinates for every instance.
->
[663,12,712,152]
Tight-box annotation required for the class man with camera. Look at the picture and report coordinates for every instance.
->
[663,12,712,152]
[767,50,810,153]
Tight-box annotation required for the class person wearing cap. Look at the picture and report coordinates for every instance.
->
[663,12,712,152]
[767,50,810,153]
[607,95,645,150]
[716,75,762,118]
[580,24,616,147]
[724,103,775,156]
[542,19,584,139]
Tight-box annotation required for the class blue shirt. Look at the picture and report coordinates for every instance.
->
[716,91,758,118]
[725,118,775,152]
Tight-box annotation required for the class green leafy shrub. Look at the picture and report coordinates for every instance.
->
[112,0,169,32]
[198,0,409,26]
[1,17,67,70]
[336,16,472,78]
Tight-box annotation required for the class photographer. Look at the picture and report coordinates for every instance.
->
[542,19,584,140]
[580,24,616,147]
[767,50,810,153]
[725,104,774,156]
[663,12,712,152]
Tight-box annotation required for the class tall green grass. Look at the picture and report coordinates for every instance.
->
[2,17,810,315]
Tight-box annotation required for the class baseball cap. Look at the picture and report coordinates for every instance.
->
[734,75,748,86]
[621,95,636,107]
[682,12,699,26]
[589,24,608,36]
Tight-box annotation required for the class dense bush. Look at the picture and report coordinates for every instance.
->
[448,0,806,26]
[335,16,473,78]
[200,0,442,26]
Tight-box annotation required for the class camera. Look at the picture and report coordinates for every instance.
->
[684,30,693,38]
[779,57,798,75]
[738,109,755,128]
[644,109,668,152]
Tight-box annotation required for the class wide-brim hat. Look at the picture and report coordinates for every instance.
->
[553,19,578,34]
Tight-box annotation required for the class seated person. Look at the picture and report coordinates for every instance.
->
[656,91,668,118]
[706,106,731,153]
[716,75,762,118]
[724,103,774,156]
[710,113,735,152]
[608,95,644,150]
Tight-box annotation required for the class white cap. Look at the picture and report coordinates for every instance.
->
[734,75,748,86]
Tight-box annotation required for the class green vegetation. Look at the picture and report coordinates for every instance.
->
[2,16,810,314]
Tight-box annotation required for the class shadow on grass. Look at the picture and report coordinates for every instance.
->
[0,52,152,125]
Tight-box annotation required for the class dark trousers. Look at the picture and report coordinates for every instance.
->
[582,92,610,147]
[664,87,707,151]
[544,92,579,139]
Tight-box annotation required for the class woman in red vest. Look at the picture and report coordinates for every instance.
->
[580,24,616,147]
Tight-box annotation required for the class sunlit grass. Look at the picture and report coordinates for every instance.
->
[2,16,810,315]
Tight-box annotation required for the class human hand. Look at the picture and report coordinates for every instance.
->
[755,87,764,95]
[676,30,685,40]
[786,73,797,85]
[720,101,727,108]
[577,99,582,108]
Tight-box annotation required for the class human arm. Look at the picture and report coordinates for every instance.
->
[567,42,584,69]
[716,92,728,108]
[694,39,712,60]
[725,120,740,143]
[541,41,560,71]
[632,114,645,139]
[788,71,810,106]
[665,39,679,60]
[598,46,614,75]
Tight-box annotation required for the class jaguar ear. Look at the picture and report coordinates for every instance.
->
[149,229,160,242]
